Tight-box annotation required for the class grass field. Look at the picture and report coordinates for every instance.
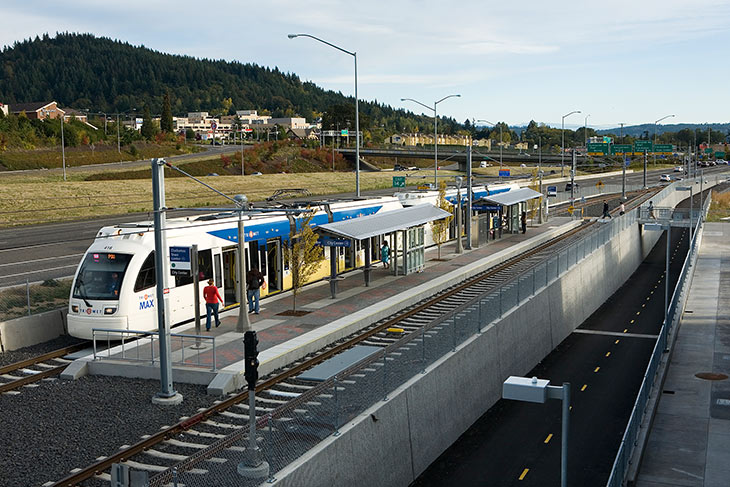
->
[707,190,730,222]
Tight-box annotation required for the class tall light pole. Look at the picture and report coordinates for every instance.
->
[583,114,590,164]
[474,119,502,179]
[654,114,675,165]
[402,94,461,187]
[60,112,67,182]
[561,110,581,177]
[288,33,361,197]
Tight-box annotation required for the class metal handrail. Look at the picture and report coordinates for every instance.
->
[92,327,217,371]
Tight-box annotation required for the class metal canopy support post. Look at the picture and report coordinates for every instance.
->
[191,245,204,349]
[363,238,372,286]
[236,211,251,333]
[570,150,576,204]
[329,246,338,298]
[455,177,463,254]
[151,159,182,405]
[465,145,473,250]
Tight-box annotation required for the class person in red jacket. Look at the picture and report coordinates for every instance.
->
[203,278,223,331]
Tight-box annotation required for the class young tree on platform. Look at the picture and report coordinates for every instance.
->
[430,180,454,260]
[285,210,325,312]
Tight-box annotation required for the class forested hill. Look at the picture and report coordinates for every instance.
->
[0,33,453,134]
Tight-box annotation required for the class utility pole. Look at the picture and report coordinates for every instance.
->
[60,115,67,182]
[620,123,626,200]
[570,150,577,204]
[643,150,648,189]
[465,146,473,250]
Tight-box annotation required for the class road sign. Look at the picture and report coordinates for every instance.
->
[635,140,653,151]
[499,169,511,177]
[340,129,349,136]
[392,176,406,188]
[319,237,351,248]
[715,151,726,158]
[595,181,605,188]
[547,186,557,197]
[587,143,608,154]
[567,206,574,215]
[170,246,191,276]
[654,144,673,153]
[611,144,632,154]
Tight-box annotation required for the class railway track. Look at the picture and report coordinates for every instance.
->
[51,191,655,486]
[0,343,87,394]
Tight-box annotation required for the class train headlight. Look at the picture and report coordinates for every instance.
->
[104,307,117,315]
[71,305,79,313]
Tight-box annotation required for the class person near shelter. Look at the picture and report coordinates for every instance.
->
[602,200,612,219]
[246,266,265,314]
[520,211,527,234]
[648,201,655,219]
[381,241,390,269]
[203,278,223,331]
[619,202,625,215]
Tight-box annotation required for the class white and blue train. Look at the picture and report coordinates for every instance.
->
[67,183,520,339]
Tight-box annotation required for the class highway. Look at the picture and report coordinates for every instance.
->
[410,195,701,486]
[0,165,724,289]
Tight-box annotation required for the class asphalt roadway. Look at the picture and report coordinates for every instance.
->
[410,203,695,486]
[0,165,724,289]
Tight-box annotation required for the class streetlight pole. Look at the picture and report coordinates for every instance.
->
[584,114,590,164]
[475,119,502,179]
[620,123,626,200]
[653,114,675,165]
[402,94,461,187]
[288,33,360,197]
[60,113,67,182]
[561,110,581,178]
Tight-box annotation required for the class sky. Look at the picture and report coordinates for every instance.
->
[2,0,729,129]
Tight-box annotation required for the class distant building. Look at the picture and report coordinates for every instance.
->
[9,101,65,120]
[0,102,7,116]
[286,127,319,140]
[268,117,307,129]
[386,132,473,147]
[61,108,88,123]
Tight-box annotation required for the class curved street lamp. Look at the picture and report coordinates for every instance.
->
[654,114,675,165]
[561,110,581,177]
[288,33,361,197]
[401,94,461,187]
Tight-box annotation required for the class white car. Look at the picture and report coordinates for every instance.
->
[673,166,683,172]
[660,174,671,182]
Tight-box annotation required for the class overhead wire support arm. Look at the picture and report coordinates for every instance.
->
[160,160,239,205]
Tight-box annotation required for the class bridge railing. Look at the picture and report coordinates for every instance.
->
[605,190,713,487]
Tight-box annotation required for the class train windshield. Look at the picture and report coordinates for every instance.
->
[72,252,133,301]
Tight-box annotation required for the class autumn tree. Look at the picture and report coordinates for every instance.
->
[285,210,325,312]
[430,181,454,260]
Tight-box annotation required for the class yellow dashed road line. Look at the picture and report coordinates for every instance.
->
[594,367,600,373]
[581,384,588,391]
[606,351,611,357]
[544,434,553,444]
[519,468,529,480]
[615,339,620,344]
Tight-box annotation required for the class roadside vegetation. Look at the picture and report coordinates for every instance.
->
[0,279,72,322]
[707,190,730,222]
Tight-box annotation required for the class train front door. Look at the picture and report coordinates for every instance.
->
[222,247,238,305]
[266,238,282,293]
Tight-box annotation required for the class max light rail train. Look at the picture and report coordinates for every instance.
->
[67,183,519,339]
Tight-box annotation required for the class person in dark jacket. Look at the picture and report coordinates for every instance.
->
[520,211,527,234]
[602,200,612,219]
[246,266,265,314]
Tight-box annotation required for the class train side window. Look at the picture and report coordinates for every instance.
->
[198,249,213,280]
[249,241,260,271]
[259,247,267,275]
[214,253,222,288]
[134,252,156,292]
[175,273,193,287]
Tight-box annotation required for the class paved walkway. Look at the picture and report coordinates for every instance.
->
[635,222,730,486]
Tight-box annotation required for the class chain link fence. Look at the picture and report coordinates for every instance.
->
[149,191,648,487]
[0,278,71,322]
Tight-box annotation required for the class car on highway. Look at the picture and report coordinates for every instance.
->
[393,164,407,171]
[673,166,684,172]
[479,161,490,168]
[564,182,579,191]
[659,174,671,182]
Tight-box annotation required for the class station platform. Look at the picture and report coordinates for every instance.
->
[635,222,730,486]
[62,216,581,395]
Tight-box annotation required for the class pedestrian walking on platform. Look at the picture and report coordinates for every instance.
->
[619,202,625,215]
[381,241,390,269]
[520,211,527,234]
[602,200,612,219]
[203,278,223,331]
[246,266,265,314]
[648,201,655,219]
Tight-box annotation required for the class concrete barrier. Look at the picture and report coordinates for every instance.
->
[268,211,664,486]
[0,309,67,352]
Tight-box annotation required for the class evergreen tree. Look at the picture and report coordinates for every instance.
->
[140,105,157,139]
[160,91,173,133]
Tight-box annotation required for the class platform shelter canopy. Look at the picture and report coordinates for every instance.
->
[318,204,452,240]
[481,187,542,206]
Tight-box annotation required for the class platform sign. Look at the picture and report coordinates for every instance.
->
[654,144,674,153]
[473,204,501,211]
[499,169,511,177]
[169,246,191,276]
[587,143,608,154]
[635,140,653,151]
[319,237,351,248]
[547,186,557,197]
[611,144,633,154]
[392,176,406,188]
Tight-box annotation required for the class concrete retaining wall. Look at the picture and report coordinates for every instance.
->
[0,309,67,352]
[267,213,664,487]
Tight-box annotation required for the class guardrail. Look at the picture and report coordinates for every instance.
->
[92,328,217,371]
[605,189,712,487]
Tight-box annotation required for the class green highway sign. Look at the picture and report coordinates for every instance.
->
[587,143,608,154]
[715,151,726,158]
[634,140,653,151]
[611,144,633,154]
[340,129,349,136]
[654,144,674,153]
[705,148,714,154]
[392,176,406,188]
